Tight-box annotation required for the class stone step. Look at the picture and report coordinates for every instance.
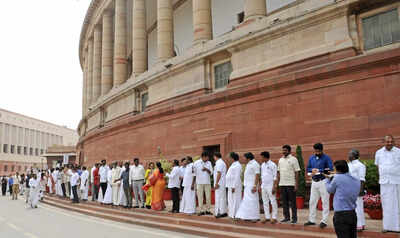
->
[43,195,399,238]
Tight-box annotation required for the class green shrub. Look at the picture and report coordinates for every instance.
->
[296,145,306,198]
[361,159,380,194]
[160,159,173,174]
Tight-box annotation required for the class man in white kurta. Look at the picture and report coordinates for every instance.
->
[213,153,227,218]
[260,151,278,224]
[80,167,89,201]
[102,167,113,205]
[180,158,196,214]
[90,165,96,201]
[193,153,213,215]
[375,135,400,233]
[236,152,261,221]
[111,163,121,206]
[348,149,366,231]
[226,152,242,219]
[29,174,40,208]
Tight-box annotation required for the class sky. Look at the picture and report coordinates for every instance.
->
[0,0,91,130]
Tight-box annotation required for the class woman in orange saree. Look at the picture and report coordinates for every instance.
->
[149,162,166,211]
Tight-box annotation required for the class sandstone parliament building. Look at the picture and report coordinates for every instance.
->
[77,0,400,165]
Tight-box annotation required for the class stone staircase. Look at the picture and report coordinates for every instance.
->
[42,195,398,238]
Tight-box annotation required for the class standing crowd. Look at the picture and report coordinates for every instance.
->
[2,135,398,238]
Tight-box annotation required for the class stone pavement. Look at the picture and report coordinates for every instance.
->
[41,194,400,238]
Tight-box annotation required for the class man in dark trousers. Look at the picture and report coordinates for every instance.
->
[325,160,360,238]
[1,176,7,196]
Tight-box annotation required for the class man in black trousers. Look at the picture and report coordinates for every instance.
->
[167,160,181,213]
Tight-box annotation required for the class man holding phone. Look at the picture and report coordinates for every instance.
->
[304,143,333,229]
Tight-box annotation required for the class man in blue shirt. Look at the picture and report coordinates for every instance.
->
[8,175,14,196]
[304,143,333,228]
[325,160,360,238]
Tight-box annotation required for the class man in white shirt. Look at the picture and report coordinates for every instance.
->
[260,151,278,224]
[226,152,242,219]
[179,158,187,193]
[130,158,145,208]
[193,152,213,216]
[29,174,40,208]
[70,167,80,204]
[99,160,110,198]
[375,135,400,233]
[348,149,366,231]
[167,160,181,213]
[213,152,227,218]
[277,144,300,224]
[11,173,20,200]
[236,152,261,221]
[180,157,196,214]
[80,167,89,201]
[111,162,121,206]
[90,164,96,201]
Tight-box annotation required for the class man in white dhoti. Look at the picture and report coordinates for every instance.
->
[117,162,128,207]
[111,162,121,206]
[375,135,400,233]
[99,160,110,199]
[213,152,227,218]
[180,157,196,214]
[348,149,366,231]
[90,164,96,201]
[260,151,278,224]
[29,174,40,208]
[226,152,242,219]
[236,152,261,222]
[102,164,113,205]
[80,167,89,201]
[193,152,214,216]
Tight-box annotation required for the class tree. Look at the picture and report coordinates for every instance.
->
[296,145,306,198]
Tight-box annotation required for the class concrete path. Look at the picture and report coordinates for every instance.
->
[0,196,202,238]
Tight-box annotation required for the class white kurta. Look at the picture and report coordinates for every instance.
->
[214,159,227,216]
[375,146,400,232]
[102,170,113,204]
[261,160,278,220]
[226,161,243,218]
[29,178,40,208]
[348,159,366,228]
[180,163,196,214]
[80,170,89,200]
[118,167,127,206]
[236,160,260,220]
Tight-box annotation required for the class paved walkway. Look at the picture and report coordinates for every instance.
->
[0,196,202,238]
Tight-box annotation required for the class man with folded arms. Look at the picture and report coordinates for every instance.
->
[375,135,400,233]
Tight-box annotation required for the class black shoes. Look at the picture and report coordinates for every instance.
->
[304,221,316,226]
[198,212,205,216]
[291,219,297,224]
[319,222,327,229]
[280,218,290,223]
[205,211,213,215]
[215,213,228,218]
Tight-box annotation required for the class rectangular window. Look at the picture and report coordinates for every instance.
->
[17,146,21,154]
[29,148,33,156]
[10,145,15,154]
[40,149,44,155]
[4,165,8,172]
[214,61,232,89]
[362,8,400,51]
[11,165,14,172]
[141,92,149,112]
[3,144,8,153]
[24,147,27,155]
[35,148,39,156]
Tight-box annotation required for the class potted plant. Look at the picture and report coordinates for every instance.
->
[363,194,383,219]
[362,160,380,195]
[295,145,306,209]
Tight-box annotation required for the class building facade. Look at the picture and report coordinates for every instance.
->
[78,0,400,166]
[0,108,78,175]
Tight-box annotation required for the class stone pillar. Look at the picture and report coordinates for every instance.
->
[114,0,128,86]
[87,38,94,107]
[82,54,88,115]
[193,0,212,44]
[92,26,102,102]
[157,0,174,62]
[102,10,114,95]
[244,0,267,21]
[132,0,147,76]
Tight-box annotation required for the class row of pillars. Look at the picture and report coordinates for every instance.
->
[83,0,267,114]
